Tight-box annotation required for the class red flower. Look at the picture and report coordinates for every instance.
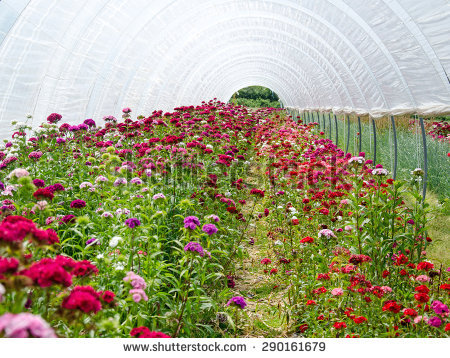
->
[32,188,54,201]
[71,261,99,277]
[403,308,418,317]
[440,284,450,291]
[99,290,115,303]
[300,236,314,244]
[445,323,450,332]
[0,256,19,276]
[306,300,317,306]
[250,188,265,197]
[416,261,434,271]
[269,268,278,275]
[382,270,390,278]
[62,286,102,314]
[333,322,347,329]
[414,285,430,294]
[395,254,408,266]
[0,216,36,243]
[317,273,330,280]
[292,218,299,225]
[353,316,367,324]
[298,324,308,333]
[414,293,429,303]
[130,327,171,338]
[382,301,401,313]
[260,258,272,265]
[20,258,72,288]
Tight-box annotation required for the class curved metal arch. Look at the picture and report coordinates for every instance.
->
[176,59,305,109]
[144,26,364,111]
[148,37,348,112]
[78,0,394,116]
[385,0,450,93]
[172,54,317,110]
[117,16,373,113]
[199,65,305,106]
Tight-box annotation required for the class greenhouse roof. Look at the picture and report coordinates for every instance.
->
[0,0,449,129]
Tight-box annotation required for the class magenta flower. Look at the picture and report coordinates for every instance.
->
[70,199,86,209]
[427,316,442,327]
[47,113,62,124]
[125,218,141,229]
[226,296,247,309]
[184,242,205,257]
[202,223,218,236]
[183,216,200,230]
[431,300,449,316]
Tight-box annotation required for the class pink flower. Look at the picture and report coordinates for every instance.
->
[130,288,148,303]
[0,313,57,338]
[381,286,392,293]
[331,288,344,296]
[416,275,430,282]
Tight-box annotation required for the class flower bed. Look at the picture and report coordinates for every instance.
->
[0,102,448,338]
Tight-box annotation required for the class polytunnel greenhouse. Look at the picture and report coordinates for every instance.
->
[0,0,449,348]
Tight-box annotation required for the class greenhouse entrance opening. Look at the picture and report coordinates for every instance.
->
[229,86,282,108]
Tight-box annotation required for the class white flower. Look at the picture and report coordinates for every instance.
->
[114,262,125,271]
[109,236,122,248]
[372,168,389,176]
[96,254,104,260]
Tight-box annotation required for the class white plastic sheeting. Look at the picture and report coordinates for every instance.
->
[0,0,449,137]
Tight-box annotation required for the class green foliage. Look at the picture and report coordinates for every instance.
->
[229,86,281,108]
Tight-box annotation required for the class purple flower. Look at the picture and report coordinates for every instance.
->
[86,238,100,246]
[427,316,442,327]
[226,296,247,309]
[125,218,141,229]
[70,199,86,209]
[202,224,218,236]
[431,300,449,315]
[183,216,200,230]
[0,181,4,191]
[184,242,204,257]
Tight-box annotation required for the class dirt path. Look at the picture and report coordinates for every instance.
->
[231,164,290,337]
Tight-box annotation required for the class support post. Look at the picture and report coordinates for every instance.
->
[345,115,350,153]
[334,115,338,144]
[328,113,332,140]
[390,116,398,180]
[371,118,377,165]
[357,116,362,154]
[419,117,428,202]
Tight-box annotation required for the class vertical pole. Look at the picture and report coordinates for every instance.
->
[357,116,362,154]
[390,116,398,180]
[328,113,332,140]
[371,118,377,166]
[334,115,338,144]
[419,117,428,202]
[345,115,350,153]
